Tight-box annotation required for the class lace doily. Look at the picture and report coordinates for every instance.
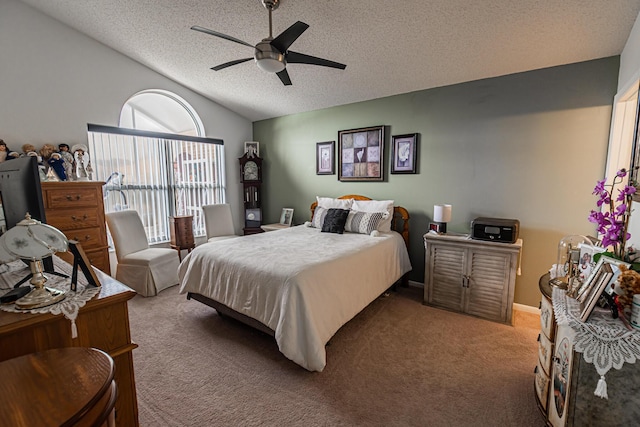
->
[0,257,101,338]
[552,287,640,398]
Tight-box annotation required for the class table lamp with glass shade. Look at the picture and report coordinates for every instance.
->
[0,213,69,309]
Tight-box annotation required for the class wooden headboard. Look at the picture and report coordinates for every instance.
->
[309,194,410,248]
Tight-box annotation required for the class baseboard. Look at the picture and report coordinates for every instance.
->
[407,280,423,288]
[513,302,540,315]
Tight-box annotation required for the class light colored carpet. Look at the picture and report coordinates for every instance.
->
[127,285,545,426]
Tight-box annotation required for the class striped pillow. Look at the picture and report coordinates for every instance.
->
[311,206,329,229]
[344,210,384,235]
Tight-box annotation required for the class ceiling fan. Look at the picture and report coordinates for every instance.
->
[191,0,346,86]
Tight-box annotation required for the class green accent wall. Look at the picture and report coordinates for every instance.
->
[253,57,620,308]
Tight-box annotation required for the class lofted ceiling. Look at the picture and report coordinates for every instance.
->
[18,0,640,122]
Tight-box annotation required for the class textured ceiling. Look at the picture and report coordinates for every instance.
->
[18,0,640,122]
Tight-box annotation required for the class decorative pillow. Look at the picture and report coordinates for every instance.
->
[316,196,354,210]
[321,208,350,234]
[345,210,385,235]
[351,200,394,232]
[311,206,328,229]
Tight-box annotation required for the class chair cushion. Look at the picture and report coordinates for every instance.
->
[121,248,178,266]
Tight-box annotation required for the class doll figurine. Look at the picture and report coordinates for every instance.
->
[72,144,90,181]
[0,139,19,162]
[58,143,75,180]
[47,152,67,181]
[21,143,42,162]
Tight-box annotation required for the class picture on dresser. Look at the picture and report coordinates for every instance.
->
[576,255,629,304]
[338,125,384,181]
[280,208,294,226]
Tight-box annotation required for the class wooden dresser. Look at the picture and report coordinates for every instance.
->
[0,271,139,426]
[41,181,110,274]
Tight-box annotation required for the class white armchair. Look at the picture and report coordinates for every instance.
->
[105,210,180,297]
[202,204,241,242]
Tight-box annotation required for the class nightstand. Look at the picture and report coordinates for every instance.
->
[261,223,289,232]
[170,215,195,260]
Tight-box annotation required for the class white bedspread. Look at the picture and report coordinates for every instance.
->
[178,225,412,371]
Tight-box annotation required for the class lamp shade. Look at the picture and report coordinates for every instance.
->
[433,204,452,223]
[0,214,68,260]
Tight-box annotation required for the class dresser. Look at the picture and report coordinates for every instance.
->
[41,181,110,274]
[535,274,640,426]
[424,232,522,324]
[0,271,139,426]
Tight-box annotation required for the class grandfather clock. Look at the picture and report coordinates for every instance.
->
[239,151,264,235]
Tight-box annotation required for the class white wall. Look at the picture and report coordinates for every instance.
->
[619,11,640,91]
[0,0,252,233]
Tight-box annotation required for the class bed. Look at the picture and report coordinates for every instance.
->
[178,195,412,371]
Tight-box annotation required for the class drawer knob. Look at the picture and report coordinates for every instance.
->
[65,194,82,201]
[71,214,89,221]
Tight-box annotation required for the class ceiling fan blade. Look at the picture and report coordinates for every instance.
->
[211,58,253,71]
[286,51,346,70]
[277,69,292,86]
[271,21,309,53]
[191,25,254,48]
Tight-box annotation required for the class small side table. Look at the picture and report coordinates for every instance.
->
[261,223,290,232]
[170,215,195,261]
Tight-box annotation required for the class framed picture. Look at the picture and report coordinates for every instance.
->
[244,141,260,157]
[577,243,606,283]
[316,141,335,175]
[279,208,294,226]
[576,255,629,303]
[391,133,418,174]
[338,125,384,181]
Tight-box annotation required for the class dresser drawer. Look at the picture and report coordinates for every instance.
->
[84,248,110,274]
[540,296,555,340]
[537,331,553,376]
[43,186,101,209]
[534,360,550,411]
[61,227,106,250]
[46,210,102,230]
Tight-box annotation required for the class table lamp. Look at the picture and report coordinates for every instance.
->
[0,213,69,309]
[433,204,452,233]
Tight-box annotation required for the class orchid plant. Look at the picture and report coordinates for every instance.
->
[588,168,636,259]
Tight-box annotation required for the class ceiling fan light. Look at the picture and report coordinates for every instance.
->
[256,57,285,73]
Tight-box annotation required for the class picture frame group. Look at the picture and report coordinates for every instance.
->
[576,256,629,321]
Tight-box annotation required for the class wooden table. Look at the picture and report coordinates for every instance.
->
[0,269,139,426]
[0,347,116,426]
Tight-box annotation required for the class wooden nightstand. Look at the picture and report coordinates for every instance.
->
[261,223,289,232]
[170,215,195,261]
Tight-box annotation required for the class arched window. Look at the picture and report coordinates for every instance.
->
[88,90,225,242]
[119,90,205,137]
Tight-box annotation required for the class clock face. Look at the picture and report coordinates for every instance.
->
[244,161,259,181]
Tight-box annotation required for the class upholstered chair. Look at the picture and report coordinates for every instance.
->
[105,210,180,297]
[202,204,241,242]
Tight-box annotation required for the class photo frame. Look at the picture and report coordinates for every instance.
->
[577,243,606,283]
[338,125,384,181]
[68,240,101,291]
[316,141,335,175]
[576,255,629,303]
[279,208,294,226]
[391,133,418,174]
[244,141,260,157]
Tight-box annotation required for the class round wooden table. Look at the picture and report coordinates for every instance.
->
[0,347,116,426]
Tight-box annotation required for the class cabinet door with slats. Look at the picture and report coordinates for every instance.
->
[428,244,465,311]
[466,250,511,322]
